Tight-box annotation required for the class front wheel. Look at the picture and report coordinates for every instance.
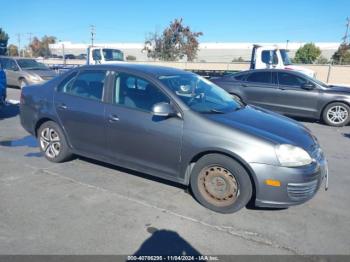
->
[322,102,350,127]
[190,154,252,214]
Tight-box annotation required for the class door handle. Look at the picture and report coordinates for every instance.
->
[108,114,120,123]
[57,104,67,110]
[241,83,248,87]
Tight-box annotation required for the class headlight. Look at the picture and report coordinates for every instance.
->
[29,74,42,81]
[275,144,312,167]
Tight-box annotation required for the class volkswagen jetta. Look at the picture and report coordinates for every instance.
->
[20,64,328,213]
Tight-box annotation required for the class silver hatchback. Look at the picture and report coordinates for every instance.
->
[0,56,57,88]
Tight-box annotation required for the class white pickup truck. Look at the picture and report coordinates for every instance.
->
[250,44,315,78]
[86,47,124,65]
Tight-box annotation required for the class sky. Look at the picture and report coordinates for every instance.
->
[0,0,349,46]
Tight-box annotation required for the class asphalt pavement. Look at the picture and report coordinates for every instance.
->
[1,88,350,255]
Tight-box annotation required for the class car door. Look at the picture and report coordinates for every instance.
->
[104,71,183,179]
[2,58,19,86]
[276,71,319,118]
[54,69,109,157]
[241,71,282,112]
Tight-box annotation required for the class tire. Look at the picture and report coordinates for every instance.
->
[19,78,28,89]
[322,102,350,127]
[190,154,252,214]
[37,121,73,163]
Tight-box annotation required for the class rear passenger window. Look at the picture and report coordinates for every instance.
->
[59,70,107,101]
[246,72,272,84]
[57,71,78,92]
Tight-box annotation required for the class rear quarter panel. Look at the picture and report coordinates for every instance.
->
[20,81,58,135]
[211,78,246,100]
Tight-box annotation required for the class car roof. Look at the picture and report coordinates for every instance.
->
[234,68,308,78]
[79,63,193,77]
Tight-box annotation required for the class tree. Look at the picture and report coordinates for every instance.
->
[29,35,56,57]
[332,44,350,64]
[143,18,203,61]
[0,28,9,55]
[8,44,19,56]
[294,43,321,64]
[316,55,329,64]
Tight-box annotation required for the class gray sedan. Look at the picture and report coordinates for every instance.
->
[0,56,57,88]
[211,69,350,127]
[20,64,328,213]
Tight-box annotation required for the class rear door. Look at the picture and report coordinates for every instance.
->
[276,71,319,117]
[241,71,282,112]
[54,69,109,157]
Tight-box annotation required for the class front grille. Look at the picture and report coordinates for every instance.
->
[287,180,318,201]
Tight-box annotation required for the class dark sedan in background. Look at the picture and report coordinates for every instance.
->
[211,69,350,127]
[20,64,327,213]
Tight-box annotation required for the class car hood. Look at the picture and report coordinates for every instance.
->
[205,105,316,151]
[325,85,350,94]
[27,69,57,78]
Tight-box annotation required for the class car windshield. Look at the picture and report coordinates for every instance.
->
[280,49,292,65]
[159,74,242,113]
[17,59,49,70]
[102,49,124,61]
[312,77,329,88]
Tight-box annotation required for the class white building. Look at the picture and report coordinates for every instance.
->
[49,42,339,62]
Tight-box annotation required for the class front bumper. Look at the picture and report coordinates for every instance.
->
[251,156,327,208]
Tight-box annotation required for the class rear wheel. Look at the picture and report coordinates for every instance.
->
[322,102,350,127]
[190,154,252,214]
[37,121,73,162]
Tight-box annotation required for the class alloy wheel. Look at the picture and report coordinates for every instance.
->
[40,127,61,158]
[326,105,349,125]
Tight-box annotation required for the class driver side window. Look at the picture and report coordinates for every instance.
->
[114,73,169,112]
[278,72,307,87]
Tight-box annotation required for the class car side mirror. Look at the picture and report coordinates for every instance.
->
[152,102,176,117]
[301,83,315,90]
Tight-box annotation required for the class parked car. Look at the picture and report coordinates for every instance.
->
[64,54,76,60]
[0,56,57,88]
[211,69,350,127]
[76,53,87,60]
[20,64,328,213]
[0,64,6,107]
